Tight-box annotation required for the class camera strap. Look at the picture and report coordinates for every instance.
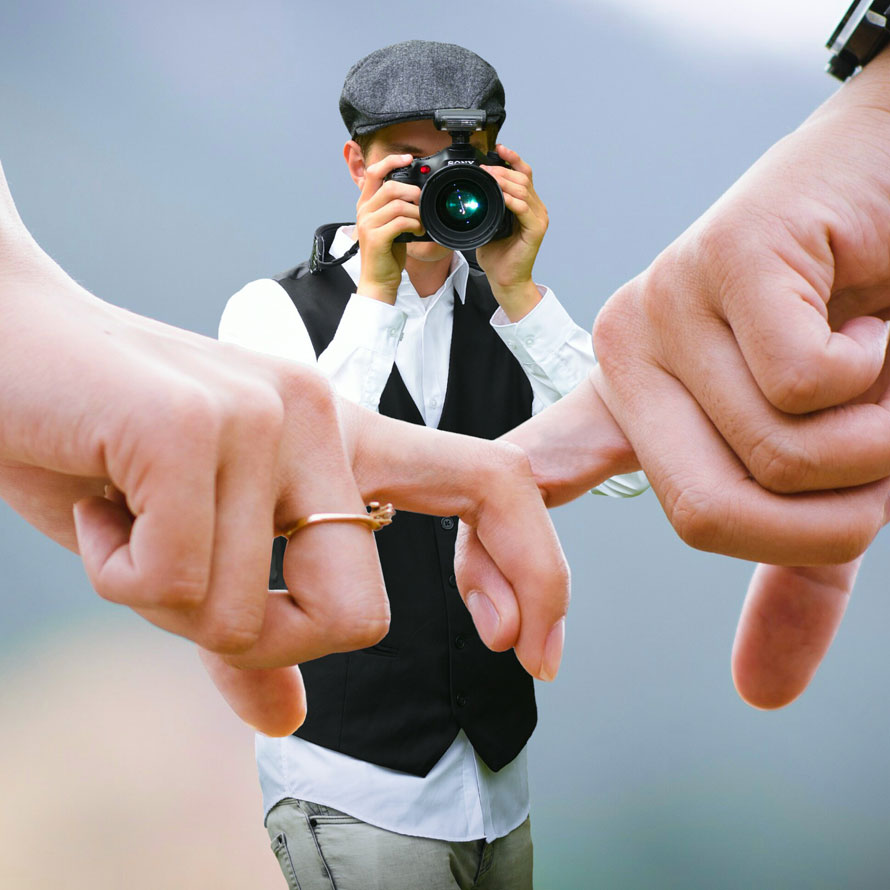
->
[310,239,360,274]
[309,222,361,275]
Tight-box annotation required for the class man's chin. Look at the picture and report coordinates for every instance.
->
[406,241,453,263]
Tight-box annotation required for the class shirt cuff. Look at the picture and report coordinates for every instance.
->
[491,287,579,366]
[591,471,650,498]
[317,293,407,412]
[338,292,407,350]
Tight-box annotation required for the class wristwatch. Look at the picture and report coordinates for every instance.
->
[827,0,890,80]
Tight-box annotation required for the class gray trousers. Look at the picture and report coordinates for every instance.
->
[266,798,533,890]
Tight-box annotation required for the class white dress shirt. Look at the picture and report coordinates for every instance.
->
[219,226,648,843]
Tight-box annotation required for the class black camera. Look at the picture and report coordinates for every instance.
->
[385,108,514,251]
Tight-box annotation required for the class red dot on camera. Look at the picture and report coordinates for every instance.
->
[420,165,431,174]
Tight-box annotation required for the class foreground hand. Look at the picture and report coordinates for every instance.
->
[591,51,890,565]
[205,402,572,733]
[0,176,389,665]
[462,372,880,715]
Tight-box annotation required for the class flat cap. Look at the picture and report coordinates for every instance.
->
[340,40,506,137]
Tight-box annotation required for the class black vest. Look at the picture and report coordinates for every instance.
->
[269,224,536,777]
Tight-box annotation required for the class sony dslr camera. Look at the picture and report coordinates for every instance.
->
[385,109,514,251]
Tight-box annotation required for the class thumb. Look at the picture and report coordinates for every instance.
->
[455,522,521,652]
[199,649,307,736]
[73,495,134,602]
[731,558,862,709]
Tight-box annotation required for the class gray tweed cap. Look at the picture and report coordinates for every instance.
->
[340,40,506,137]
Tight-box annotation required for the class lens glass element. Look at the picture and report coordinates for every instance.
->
[436,181,487,232]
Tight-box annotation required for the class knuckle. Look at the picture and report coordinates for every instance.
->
[534,556,571,607]
[162,385,224,441]
[759,360,822,414]
[197,609,264,655]
[327,595,391,651]
[491,440,534,485]
[641,250,694,328]
[592,285,641,367]
[824,532,872,565]
[383,180,407,199]
[146,574,208,611]
[662,483,726,552]
[230,383,285,439]
[594,255,691,373]
[692,216,739,269]
[282,364,336,413]
[745,427,816,492]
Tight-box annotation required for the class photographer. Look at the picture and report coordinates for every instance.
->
[219,40,643,890]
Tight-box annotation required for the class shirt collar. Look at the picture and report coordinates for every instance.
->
[331,224,469,305]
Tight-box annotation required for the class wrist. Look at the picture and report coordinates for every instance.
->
[356,275,399,305]
[816,46,890,124]
[490,279,541,323]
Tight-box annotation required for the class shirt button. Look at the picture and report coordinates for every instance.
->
[441,517,455,531]
[454,634,467,650]
[429,397,439,408]
[448,573,457,588]
[524,335,535,346]
[456,693,468,707]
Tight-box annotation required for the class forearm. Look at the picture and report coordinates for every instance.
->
[0,180,110,549]
[0,176,116,476]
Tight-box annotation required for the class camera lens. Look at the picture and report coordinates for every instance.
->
[420,166,507,250]
[437,181,488,232]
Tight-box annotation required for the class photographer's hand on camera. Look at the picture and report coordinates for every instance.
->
[476,145,549,322]
[354,152,424,304]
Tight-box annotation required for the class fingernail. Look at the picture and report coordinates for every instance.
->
[467,591,501,644]
[540,618,565,682]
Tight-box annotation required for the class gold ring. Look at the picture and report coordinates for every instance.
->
[282,501,395,538]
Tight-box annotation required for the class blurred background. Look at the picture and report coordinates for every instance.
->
[3,1,890,887]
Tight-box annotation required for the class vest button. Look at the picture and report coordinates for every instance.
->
[454,633,467,649]
[448,574,457,588]
[440,517,455,530]
[456,693,468,707]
